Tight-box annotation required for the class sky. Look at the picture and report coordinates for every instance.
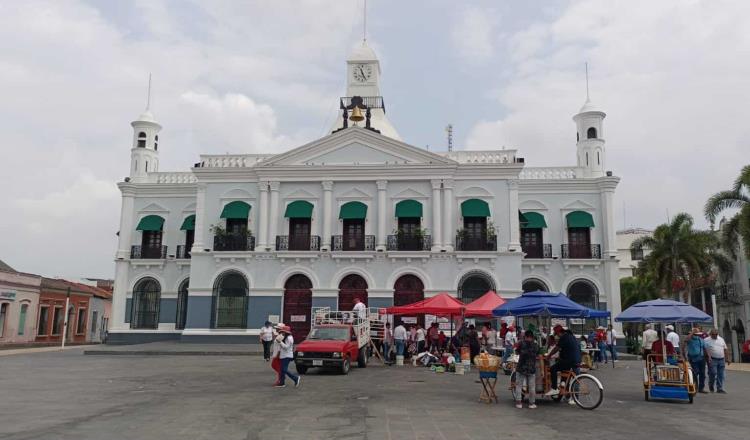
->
[1,0,748,279]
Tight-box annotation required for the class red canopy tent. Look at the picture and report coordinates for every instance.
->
[464,290,505,317]
[385,292,465,317]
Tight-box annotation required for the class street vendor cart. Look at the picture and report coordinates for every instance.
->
[616,299,712,404]
[494,291,605,410]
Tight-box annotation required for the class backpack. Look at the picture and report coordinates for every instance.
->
[687,337,704,360]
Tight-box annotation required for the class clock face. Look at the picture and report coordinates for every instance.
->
[352,64,373,82]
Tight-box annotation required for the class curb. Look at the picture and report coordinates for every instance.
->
[84,350,261,356]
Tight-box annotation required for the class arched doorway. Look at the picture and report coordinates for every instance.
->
[284,274,313,341]
[522,279,549,293]
[176,278,189,330]
[457,271,494,303]
[212,271,248,329]
[66,306,75,341]
[338,274,368,311]
[131,278,160,329]
[394,275,424,327]
[567,280,598,309]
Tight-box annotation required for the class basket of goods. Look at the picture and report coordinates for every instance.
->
[473,353,501,373]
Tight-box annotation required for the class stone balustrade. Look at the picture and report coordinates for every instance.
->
[150,172,197,184]
[198,154,273,168]
[438,150,518,164]
[519,167,581,179]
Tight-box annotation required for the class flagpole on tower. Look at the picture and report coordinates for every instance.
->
[363,0,367,42]
[585,62,590,101]
[146,73,152,111]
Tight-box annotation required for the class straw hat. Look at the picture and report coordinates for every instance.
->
[279,325,292,334]
[665,325,674,330]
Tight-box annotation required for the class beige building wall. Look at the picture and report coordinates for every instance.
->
[0,269,42,344]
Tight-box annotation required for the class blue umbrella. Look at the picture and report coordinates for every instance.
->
[615,299,712,323]
[493,291,589,318]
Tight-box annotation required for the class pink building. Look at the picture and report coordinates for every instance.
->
[0,260,41,344]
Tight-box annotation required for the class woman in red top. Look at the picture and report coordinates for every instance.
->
[650,338,676,363]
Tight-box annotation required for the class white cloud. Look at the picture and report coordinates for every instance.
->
[450,6,499,62]
[466,0,750,231]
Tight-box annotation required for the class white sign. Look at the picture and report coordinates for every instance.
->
[401,317,417,324]
[290,315,307,322]
[267,315,280,324]
[569,318,585,325]
[551,318,567,328]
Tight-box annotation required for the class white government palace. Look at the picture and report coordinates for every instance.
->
[109,41,622,343]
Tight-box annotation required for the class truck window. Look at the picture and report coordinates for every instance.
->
[308,327,349,341]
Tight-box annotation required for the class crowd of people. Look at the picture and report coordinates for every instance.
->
[641,324,731,394]
[259,320,302,389]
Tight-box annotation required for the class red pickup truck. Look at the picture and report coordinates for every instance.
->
[294,324,368,375]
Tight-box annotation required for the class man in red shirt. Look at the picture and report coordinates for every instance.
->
[742,339,750,363]
[650,338,676,363]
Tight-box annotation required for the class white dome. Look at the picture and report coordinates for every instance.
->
[578,99,603,114]
[348,41,378,62]
[136,110,156,123]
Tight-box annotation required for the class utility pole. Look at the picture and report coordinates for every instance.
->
[61,286,71,349]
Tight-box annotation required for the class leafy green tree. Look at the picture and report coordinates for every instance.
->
[619,275,659,310]
[631,213,733,302]
[704,164,750,259]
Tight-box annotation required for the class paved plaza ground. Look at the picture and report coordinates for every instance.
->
[0,347,748,440]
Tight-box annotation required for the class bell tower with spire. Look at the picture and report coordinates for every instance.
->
[129,75,161,183]
[573,65,606,178]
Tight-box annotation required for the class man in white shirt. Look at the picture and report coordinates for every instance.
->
[642,324,658,359]
[352,298,367,321]
[503,325,517,363]
[665,325,680,355]
[704,328,730,393]
[606,324,618,362]
[393,323,407,357]
[416,325,426,353]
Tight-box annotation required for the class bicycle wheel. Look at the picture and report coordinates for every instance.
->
[510,371,522,401]
[570,374,603,410]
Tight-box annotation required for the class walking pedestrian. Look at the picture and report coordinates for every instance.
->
[468,324,480,362]
[259,321,275,361]
[596,326,608,363]
[606,324,618,363]
[394,322,407,358]
[642,324,658,359]
[382,322,393,363]
[685,327,707,393]
[515,330,539,409]
[270,323,284,385]
[502,325,517,363]
[705,328,730,393]
[665,325,680,355]
[416,324,426,353]
[427,322,440,352]
[275,325,301,388]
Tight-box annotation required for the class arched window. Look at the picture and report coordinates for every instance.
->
[212,271,248,329]
[457,271,495,303]
[131,278,161,329]
[283,274,313,341]
[522,279,548,293]
[338,274,368,311]
[587,127,597,139]
[137,132,147,148]
[567,280,598,309]
[18,303,28,335]
[154,135,159,151]
[597,151,600,165]
[176,278,189,330]
[585,152,589,166]
[394,275,424,327]
[576,132,579,142]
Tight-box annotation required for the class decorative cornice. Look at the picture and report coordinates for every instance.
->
[322,180,334,191]
[269,181,280,191]
[257,181,269,191]
[376,180,388,190]
[431,179,442,190]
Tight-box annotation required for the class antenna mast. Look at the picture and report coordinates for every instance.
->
[146,73,152,110]
[585,62,590,101]
[363,0,367,42]
[446,124,453,152]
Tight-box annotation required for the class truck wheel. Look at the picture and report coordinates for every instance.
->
[296,364,308,375]
[357,347,368,368]
[341,358,351,375]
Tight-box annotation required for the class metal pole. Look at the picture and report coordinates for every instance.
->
[710,293,718,330]
[61,287,71,349]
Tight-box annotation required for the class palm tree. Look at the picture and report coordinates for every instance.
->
[631,213,732,303]
[705,164,750,259]
[619,275,659,310]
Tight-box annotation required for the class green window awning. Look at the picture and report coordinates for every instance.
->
[339,201,368,220]
[220,201,251,220]
[521,211,547,229]
[180,214,195,231]
[284,200,314,219]
[461,199,490,217]
[136,215,165,231]
[566,210,595,228]
[395,199,423,218]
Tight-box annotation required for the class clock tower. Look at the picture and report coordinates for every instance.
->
[331,40,400,140]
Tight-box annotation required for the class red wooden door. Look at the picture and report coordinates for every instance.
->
[283,275,313,341]
[393,275,424,328]
[338,274,368,311]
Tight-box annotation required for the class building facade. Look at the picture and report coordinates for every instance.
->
[0,260,41,344]
[36,279,92,344]
[109,42,622,344]
[616,228,653,279]
[715,239,750,362]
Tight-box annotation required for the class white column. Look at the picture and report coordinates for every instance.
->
[508,179,521,252]
[321,181,333,251]
[191,183,207,253]
[256,181,269,251]
[442,179,454,252]
[431,179,442,252]
[112,186,135,330]
[376,180,387,251]
[599,182,618,257]
[268,181,280,251]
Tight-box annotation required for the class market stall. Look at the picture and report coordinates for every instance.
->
[616,299,712,403]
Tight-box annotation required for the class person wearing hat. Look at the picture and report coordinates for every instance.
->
[270,323,285,385]
[665,325,680,355]
[275,325,301,388]
[642,323,658,360]
[685,327,708,393]
[595,326,607,364]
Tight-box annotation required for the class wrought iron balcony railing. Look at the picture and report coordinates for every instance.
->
[332,235,376,251]
[386,235,432,251]
[276,235,321,251]
[175,245,192,259]
[717,283,742,305]
[213,234,256,252]
[561,244,601,259]
[455,235,497,252]
[523,243,553,259]
[130,245,167,259]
